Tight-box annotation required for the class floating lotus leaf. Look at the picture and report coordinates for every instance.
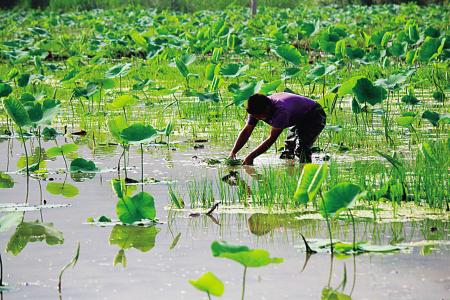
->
[46,182,79,198]
[211,240,283,267]
[70,158,99,173]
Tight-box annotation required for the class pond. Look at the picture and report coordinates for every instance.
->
[1,138,449,299]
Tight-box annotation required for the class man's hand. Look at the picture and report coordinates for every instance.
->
[228,152,237,160]
[243,155,254,165]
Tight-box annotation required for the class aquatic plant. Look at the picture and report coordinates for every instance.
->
[58,242,80,297]
[211,240,283,300]
[189,272,224,299]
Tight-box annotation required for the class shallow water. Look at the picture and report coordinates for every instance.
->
[0,138,449,300]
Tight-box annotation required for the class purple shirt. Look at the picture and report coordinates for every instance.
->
[247,93,317,128]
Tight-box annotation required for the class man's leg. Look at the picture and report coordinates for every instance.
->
[295,106,327,163]
[280,126,297,159]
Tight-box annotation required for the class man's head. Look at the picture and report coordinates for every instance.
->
[246,93,272,121]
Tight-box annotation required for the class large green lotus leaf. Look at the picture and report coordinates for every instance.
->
[417,37,444,62]
[0,83,13,97]
[337,76,364,97]
[211,240,283,267]
[294,163,328,205]
[108,115,128,144]
[260,80,282,95]
[70,158,98,173]
[274,44,302,65]
[2,97,31,127]
[395,116,415,127]
[281,67,301,80]
[401,93,419,105]
[318,32,339,53]
[25,102,43,123]
[105,63,131,78]
[17,149,46,171]
[6,221,64,256]
[374,73,408,91]
[120,123,157,144]
[107,94,137,110]
[109,224,159,252]
[0,212,22,232]
[18,73,30,87]
[307,64,325,80]
[421,110,440,127]
[40,99,61,124]
[352,78,387,106]
[387,41,405,57]
[233,80,263,106]
[116,191,156,224]
[322,287,351,300]
[189,272,224,297]
[100,78,115,89]
[220,63,248,78]
[46,146,62,158]
[347,47,364,59]
[61,143,78,154]
[319,183,362,217]
[20,93,35,104]
[0,172,14,188]
[46,182,79,198]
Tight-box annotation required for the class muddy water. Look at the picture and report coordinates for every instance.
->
[0,137,449,300]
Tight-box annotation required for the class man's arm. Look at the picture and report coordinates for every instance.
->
[229,124,256,158]
[243,127,283,165]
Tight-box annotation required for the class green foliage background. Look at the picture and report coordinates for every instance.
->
[3,0,448,11]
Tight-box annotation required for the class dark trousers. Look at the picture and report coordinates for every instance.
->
[284,104,326,163]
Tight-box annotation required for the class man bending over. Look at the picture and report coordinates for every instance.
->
[229,92,326,165]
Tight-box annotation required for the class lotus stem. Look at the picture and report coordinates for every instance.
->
[349,210,356,251]
[241,266,247,300]
[0,251,3,286]
[140,143,144,186]
[19,127,29,176]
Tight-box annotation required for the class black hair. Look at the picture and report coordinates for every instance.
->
[246,93,272,115]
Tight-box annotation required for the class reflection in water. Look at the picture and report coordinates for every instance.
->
[109,225,160,267]
[6,221,64,256]
[166,210,448,253]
